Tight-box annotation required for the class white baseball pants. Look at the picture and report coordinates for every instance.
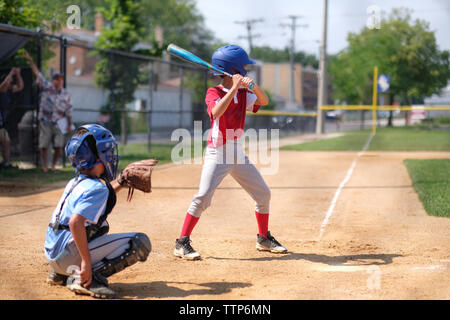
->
[187,142,271,217]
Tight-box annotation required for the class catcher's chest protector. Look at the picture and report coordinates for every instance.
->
[49,175,117,241]
[85,178,117,241]
[102,179,117,216]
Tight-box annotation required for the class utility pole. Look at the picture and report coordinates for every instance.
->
[316,0,328,134]
[281,16,307,109]
[235,18,264,55]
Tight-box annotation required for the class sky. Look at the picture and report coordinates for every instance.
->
[195,0,450,57]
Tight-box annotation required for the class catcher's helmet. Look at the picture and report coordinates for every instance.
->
[65,124,119,181]
[211,45,256,76]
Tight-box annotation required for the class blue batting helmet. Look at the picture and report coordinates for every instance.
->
[65,124,119,181]
[211,45,256,76]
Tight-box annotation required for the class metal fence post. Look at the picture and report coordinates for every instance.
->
[203,70,208,96]
[109,52,115,137]
[202,70,208,131]
[120,55,127,145]
[60,38,67,87]
[360,110,365,130]
[147,61,153,152]
[60,37,67,168]
[34,31,42,168]
[179,67,184,129]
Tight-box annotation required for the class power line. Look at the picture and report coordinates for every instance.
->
[280,15,308,107]
[234,18,264,55]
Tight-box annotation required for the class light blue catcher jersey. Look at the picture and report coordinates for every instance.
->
[44,174,109,260]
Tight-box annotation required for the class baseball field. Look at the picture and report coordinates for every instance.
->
[0,127,449,300]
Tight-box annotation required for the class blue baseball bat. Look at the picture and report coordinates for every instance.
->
[166,44,255,90]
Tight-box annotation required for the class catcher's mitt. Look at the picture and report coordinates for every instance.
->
[117,159,158,201]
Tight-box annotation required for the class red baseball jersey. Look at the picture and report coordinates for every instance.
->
[205,85,261,148]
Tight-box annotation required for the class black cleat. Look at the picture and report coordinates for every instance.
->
[174,236,201,260]
[66,272,117,299]
[46,269,68,286]
[256,231,288,253]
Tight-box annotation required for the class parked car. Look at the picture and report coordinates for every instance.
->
[326,110,345,120]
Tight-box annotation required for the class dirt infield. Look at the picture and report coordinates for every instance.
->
[0,150,449,300]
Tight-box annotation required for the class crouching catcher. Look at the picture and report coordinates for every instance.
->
[44,124,157,299]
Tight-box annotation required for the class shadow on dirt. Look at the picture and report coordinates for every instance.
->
[111,281,252,299]
[208,252,403,266]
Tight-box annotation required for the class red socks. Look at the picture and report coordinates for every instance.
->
[180,212,269,238]
[180,213,199,238]
[255,211,269,238]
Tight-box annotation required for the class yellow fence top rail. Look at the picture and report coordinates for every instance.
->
[320,105,450,111]
[247,110,318,117]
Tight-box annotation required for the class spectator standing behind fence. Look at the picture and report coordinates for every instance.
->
[23,50,74,173]
[0,67,24,169]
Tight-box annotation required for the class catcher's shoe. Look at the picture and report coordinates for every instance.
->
[256,231,288,253]
[46,269,68,286]
[66,273,117,299]
[174,236,201,260]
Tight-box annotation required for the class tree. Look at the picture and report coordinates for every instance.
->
[329,8,450,117]
[0,0,72,30]
[73,0,109,30]
[0,0,72,67]
[139,0,215,58]
[93,0,150,144]
[76,0,216,58]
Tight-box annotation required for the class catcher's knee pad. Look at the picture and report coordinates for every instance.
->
[98,233,151,278]
[131,233,151,262]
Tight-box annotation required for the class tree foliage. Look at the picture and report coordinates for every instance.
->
[0,0,74,68]
[75,0,215,58]
[0,0,72,30]
[329,8,450,105]
[140,0,215,58]
[93,0,148,141]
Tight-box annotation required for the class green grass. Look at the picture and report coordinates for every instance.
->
[404,159,450,218]
[281,126,450,152]
[0,143,179,187]
[423,117,450,126]
[437,117,450,125]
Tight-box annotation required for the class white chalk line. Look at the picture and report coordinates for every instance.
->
[411,265,444,271]
[318,133,375,240]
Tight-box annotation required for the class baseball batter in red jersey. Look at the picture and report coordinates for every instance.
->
[174,45,287,260]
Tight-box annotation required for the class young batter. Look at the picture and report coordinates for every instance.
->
[174,45,287,260]
[44,124,151,298]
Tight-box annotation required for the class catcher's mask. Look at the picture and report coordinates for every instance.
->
[65,124,119,181]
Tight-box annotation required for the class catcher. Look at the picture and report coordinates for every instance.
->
[44,124,157,299]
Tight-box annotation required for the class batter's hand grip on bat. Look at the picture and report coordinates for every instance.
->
[167,43,255,90]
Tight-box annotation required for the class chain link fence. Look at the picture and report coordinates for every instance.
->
[0,24,319,169]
